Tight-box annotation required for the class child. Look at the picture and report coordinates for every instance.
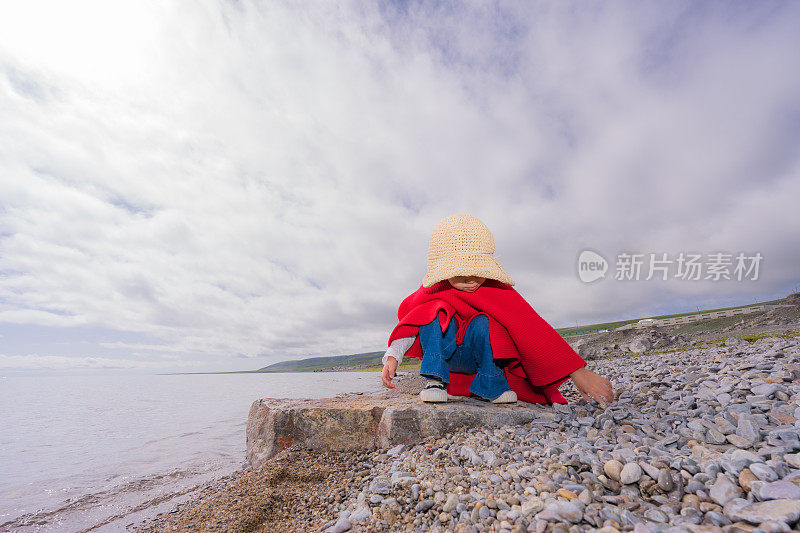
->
[381,213,614,405]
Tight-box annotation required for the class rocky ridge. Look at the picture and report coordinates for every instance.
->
[566,294,799,362]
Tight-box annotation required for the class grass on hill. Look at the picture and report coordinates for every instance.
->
[256,352,385,373]
[557,296,787,336]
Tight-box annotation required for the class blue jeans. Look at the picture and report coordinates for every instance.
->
[419,314,511,400]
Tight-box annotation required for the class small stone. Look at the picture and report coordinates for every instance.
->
[557,489,577,500]
[390,471,416,486]
[736,416,761,446]
[470,506,481,524]
[731,449,763,465]
[710,475,744,506]
[730,499,800,525]
[387,444,406,456]
[759,481,800,501]
[754,520,791,532]
[749,463,779,482]
[727,522,756,533]
[784,454,800,468]
[460,445,484,467]
[332,518,352,533]
[640,462,660,479]
[687,480,706,494]
[443,493,459,513]
[751,480,767,500]
[705,510,730,527]
[739,468,758,492]
[657,468,675,491]
[770,408,797,425]
[478,505,490,520]
[643,508,667,522]
[751,383,779,397]
[350,505,371,522]
[724,498,751,520]
[620,463,642,484]
[415,499,435,512]
[727,434,753,448]
[535,501,583,523]
[369,478,391,495]
[707,428,728,445]
[522,498,544,515]
[604,460,624,482]
[714,417,737,435]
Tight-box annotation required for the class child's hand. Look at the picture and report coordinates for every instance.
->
[381,356,399,389]
[569,366,614,404]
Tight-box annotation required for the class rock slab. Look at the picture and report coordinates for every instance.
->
[246,392,551,468]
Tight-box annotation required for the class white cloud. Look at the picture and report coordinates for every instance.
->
[0,1,798,369]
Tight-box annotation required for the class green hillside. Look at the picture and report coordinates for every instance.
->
[556,295,788,336]
[257,351,384,372]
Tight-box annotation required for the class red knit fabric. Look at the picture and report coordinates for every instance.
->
[387,279,587,404]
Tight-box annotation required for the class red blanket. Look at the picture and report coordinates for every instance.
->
[387,279,587,404]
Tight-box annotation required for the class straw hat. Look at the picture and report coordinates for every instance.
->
[422,213,514,287]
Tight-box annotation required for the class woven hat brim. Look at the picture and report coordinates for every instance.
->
[423,254,514,287]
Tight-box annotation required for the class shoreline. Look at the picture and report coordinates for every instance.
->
[133,372,426,532]
[135,333,800,532]
[133,448,372,533]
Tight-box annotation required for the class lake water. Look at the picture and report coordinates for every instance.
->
[0,371,382,532]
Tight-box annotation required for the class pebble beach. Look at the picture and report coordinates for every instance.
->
[139,332,800,533]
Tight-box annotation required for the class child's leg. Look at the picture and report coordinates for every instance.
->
[449,315,512,400]
[418,315,458,383]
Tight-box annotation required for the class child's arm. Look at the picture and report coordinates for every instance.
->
[569,366,614,404]
[381,336,415,389]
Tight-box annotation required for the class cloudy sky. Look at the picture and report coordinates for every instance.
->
[1,1,798,373]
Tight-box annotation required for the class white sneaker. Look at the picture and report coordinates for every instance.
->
[490,390,517,404]
[419,380,448,403]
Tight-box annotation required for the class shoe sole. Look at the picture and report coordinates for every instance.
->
[491,391,518,404]
[419,389,448,403]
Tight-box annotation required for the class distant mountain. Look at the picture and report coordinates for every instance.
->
[256,351,385,372]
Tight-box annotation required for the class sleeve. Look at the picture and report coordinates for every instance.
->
[382,336,416,366]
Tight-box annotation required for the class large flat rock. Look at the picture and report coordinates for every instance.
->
[246,377,556,468]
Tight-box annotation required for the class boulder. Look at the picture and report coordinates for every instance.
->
[246,388,553,468]
[578,344,597,360]
[629,336,652,354]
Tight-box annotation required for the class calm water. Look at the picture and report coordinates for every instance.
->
[0,371,382,532]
